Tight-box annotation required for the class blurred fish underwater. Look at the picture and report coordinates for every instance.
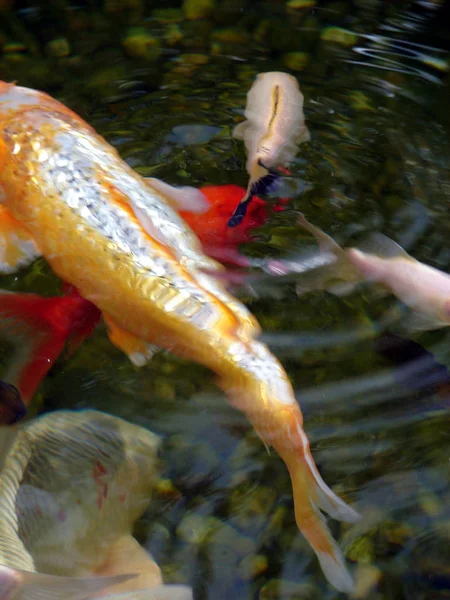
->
[0,398,192,599]
[0,0,449,598]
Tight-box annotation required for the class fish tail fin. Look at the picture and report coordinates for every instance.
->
[0,290,99,409]
[266,406,359,593]
[284,446,358,593]
[0,566,136,600]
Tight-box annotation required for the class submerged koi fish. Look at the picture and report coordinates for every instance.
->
[0,406,191,599]
[229,71,310,227]
[0,81,359,592]
[296,214,450,331]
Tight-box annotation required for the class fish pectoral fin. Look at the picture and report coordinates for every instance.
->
[232,120,249,140]
[103,315,160,367]
[144,178,209,214]
[93,536,166,595]
[0,566,135,600]
[0,205,41,274]
[297,214,344,256]
[99,585,193,600]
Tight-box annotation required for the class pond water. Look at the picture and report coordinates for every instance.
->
[0,1,449,599]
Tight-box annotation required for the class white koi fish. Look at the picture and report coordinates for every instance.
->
[229,71,310,226]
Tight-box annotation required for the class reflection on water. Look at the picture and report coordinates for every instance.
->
[0,0,449,598]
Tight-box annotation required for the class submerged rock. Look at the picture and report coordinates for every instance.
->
[183,0,216,20]
[259,579,317,599]
[282,51,309,71]
[321,26,359,46]
[122,27,161,61]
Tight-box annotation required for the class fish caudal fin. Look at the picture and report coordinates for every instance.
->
[0,566,136,600]
[284,451,359,593]
[260,405,359,592]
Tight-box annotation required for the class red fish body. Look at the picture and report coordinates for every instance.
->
[0,81,358,592]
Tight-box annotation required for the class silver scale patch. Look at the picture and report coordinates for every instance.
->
[35,117,221,331]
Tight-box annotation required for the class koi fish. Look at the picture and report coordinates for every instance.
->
[296,214,450,331]
[179,184,268,267]
[0,406,192,599]
[0,81,359,592]
[0,185,269,422]
[229,71,310,227]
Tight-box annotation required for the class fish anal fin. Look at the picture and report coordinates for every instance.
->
[103,315,159,367]
[0,205,41,274]
[0,565,135,600]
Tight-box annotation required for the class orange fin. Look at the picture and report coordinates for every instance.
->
[103,315,160,367]
[0,205,41,274]
[0,290,99,409]
[277,417,360,593]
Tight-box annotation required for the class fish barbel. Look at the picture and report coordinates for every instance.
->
[0,81,358,591]
[0,407,192,599]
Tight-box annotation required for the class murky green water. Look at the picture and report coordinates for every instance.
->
[1,1,449,598]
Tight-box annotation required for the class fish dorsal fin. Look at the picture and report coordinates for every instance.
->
[356,232,413,261]
[297,214,344,257]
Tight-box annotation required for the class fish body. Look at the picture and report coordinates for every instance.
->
[296,214,450,331]
[347,248,450,329]
[229,72,310,226]
[0,409,191,599]
[0,82,358,592]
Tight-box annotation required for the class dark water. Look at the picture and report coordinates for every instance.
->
[1,1,449,598]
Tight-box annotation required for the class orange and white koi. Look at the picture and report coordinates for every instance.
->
[0,406,192,599]
[0,185,273,423]
[0,81,358,591]
[229,72,310,227]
